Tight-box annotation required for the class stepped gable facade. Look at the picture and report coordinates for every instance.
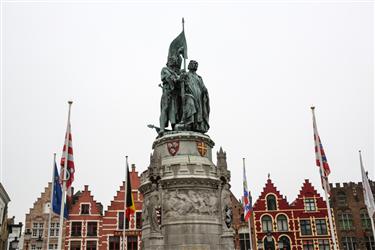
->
[64,185,103,250]
[23,183,65,250]
[101,164,143,250]
[252,178,337,250]
[329,181,375,250]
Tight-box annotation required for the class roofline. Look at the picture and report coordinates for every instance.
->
[0,182,11,202]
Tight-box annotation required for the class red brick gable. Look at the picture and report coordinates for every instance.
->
[252,178,290,211]
[69,185,103,216]
[291,179,326,210]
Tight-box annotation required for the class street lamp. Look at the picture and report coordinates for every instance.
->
[257,240,264,250]
[36,236,43,249]
[266,231,273,242]
[11,237,19,249]
[24,229,32,250]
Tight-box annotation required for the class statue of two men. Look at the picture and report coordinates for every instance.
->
[159,58,210,135]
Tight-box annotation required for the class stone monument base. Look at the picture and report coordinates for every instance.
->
[140,131,234,250]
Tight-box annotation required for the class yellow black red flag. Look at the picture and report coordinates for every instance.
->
[126,163,135,220]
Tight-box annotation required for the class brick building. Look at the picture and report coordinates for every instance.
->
[64,185,103,250]
[23,183,65,250]
[330,181,375,250]
[0,183,11,250]
[251,178,337,250]
[231,192,256,250]
[101,164,143,250]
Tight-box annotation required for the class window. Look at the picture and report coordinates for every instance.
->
[267,195,277,210]
[315,219,327,235]
[86,240,97,250]
[361,209,372,229]
[239,233,250,250]
[337,192,347,207]
[49,222,59,237]
[136,211,142,229]
[71,222,82,236]
[278,236,291,250]
[300,219,312,235]
[304,198,316,211]
[81,204,90,215]
[338,211,353,230]
[31,245,36,250]
[32,222,44,238]
[365,236,375,250]
[48,244,58,250]
[118,212,129,230]
[342,237,356,250]
[264,238,275,250]
[303,240,314,250]
[70,241,81,250]
[262,215,273,232]
[277,215,288,231]
[318,239,330,250]
[109,236,120,250]
[127,236,138,250]
[87,222,98,236]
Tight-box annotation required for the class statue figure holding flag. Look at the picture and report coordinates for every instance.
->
[157,19,210,136]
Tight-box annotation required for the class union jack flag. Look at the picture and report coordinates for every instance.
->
[243,165,252,222]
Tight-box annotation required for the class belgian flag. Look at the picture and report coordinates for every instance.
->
[125,162,135,220]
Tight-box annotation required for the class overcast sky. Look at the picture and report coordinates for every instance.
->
[1,1,373,224]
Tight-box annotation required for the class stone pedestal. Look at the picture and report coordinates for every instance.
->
[139,132,234,250]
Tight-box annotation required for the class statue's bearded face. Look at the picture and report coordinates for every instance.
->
[188,60,198,71]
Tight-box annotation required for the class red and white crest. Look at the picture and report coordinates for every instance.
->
[167,140,180,156]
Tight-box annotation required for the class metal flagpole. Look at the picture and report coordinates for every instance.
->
[57,101,73,250]
[359,151,375,237]
[47,153,57,250]
[311,107,338,250]
[243,158,253,250]
[123,156,129,250]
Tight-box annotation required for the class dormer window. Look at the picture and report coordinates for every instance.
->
[81,204,90,215]
[266,195,277,211]
[304,198,316,211]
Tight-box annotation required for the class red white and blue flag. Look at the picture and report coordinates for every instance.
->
[312,108,331,194]
[243,165,252,222]
[60,122,75,201]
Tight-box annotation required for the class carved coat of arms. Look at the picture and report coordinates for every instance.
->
[196,141,208,157]
[167,140,179,156]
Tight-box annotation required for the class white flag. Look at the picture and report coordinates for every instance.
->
[360,151,375,217]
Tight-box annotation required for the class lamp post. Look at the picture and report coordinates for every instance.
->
[36,236,43,249]
[24,229,32,250]
[257,240,263,250]
[11,237,19,250]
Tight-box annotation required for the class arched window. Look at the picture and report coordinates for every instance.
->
[277,215,288,231]
[278,236,291,250]
[267,195,277,211]
[263,237,275,250]
[360,209,371,229]
[337,191,347,207]
[262,215,273,232]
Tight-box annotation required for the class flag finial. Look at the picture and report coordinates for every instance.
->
[68,101,73,105]
[311,106,315,110]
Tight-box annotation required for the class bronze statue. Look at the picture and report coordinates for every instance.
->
[155,19,210,136]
